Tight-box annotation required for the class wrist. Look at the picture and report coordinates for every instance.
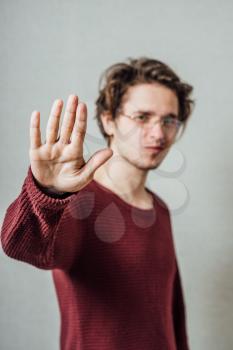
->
[43,187,66,196]
[32,175,68,197]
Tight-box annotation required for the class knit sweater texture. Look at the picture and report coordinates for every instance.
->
[1,166,190,350]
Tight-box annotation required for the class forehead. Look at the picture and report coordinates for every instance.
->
[121,83,179,115]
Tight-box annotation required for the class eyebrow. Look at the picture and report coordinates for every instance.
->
[132,110,178,119]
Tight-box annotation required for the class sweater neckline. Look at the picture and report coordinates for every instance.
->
[90,178,156,213]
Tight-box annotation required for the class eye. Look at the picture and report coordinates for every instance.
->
[135,115,149,122]
[163,116,176,126]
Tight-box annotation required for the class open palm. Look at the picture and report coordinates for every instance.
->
[29,94,113,193]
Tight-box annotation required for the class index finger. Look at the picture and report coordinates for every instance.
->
[59,94,78,144]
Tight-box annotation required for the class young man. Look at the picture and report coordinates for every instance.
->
[1,57,194,349]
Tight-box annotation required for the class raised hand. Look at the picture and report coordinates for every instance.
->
[29,94,113,193]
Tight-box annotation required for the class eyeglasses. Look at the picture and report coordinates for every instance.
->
[120,112,183,140]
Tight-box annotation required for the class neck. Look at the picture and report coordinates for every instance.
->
[93,149,152,207]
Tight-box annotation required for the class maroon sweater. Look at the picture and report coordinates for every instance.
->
[1,166,190,350]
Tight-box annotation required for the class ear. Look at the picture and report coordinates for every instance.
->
[100,112,115,137]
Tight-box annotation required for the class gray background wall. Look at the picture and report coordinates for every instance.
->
[1,0,233,349]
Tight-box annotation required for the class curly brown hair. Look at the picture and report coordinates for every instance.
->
[94,57,195,146]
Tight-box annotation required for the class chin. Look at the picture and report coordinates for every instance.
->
[129,157,163,171]
[137,162,162,171]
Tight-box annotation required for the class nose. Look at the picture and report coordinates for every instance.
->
[147,121,166,142]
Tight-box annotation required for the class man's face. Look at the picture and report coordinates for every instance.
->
[109,83,180,170]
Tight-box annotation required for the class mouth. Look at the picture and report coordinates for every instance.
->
[144,146,164,153]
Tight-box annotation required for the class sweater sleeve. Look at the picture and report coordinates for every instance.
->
[0,165,85,271]
[172,260,190,350]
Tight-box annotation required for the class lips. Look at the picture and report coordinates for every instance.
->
[145,146,164,150]
[144,146,164,153]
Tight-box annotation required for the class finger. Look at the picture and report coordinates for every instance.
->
[71,102,87,153]
[46,99,63,144]
[79,148,113,182]
[59,94,78,144]
[30,111,42,149]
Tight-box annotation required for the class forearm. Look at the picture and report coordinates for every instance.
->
[0,166,77,270]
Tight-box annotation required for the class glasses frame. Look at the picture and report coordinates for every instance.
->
[119,112,184,142]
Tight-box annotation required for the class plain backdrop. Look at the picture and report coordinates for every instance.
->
[0,1,233,349]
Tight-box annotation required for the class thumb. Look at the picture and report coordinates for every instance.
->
[79,148,113,181]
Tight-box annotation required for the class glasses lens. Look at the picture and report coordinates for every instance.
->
[173,122,184,142]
